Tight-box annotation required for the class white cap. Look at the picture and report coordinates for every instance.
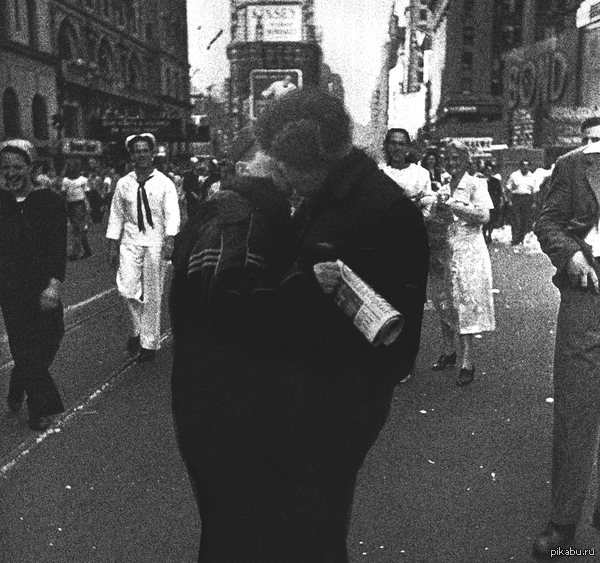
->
[125,133,156,153]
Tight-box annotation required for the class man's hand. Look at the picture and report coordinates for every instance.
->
[567,250,599,292]
[40,279,61,311]
[162,236,175,261]
[313,261,341,294]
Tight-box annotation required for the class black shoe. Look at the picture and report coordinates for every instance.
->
[126,335,141,354]
[7,394,24,415]
[532,522,576,559]
[29,415,54,432]
[137,348,156,363]
[432,352,457,371]
[456,366,475,387]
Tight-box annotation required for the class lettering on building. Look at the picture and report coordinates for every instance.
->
[506,50,569,109]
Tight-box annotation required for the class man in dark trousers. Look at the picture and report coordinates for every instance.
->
[0,140,68,431]
[533,134,600,558]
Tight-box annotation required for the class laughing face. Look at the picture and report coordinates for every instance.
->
[385,131,410,169]
[0,149,33,198]
[130,140,155,170]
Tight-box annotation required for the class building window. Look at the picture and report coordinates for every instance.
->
[460,75,473,93]
[463,26,475,46]
[463,0,475,17]
[461,51,473,71]
[97,39,112,75]
[32,94,49,140]
[128,57,140,88]
[14,0,22,31]
[57,20,76,60]
[3,88,22,138]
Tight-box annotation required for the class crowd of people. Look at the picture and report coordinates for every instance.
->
[3,91,600,561]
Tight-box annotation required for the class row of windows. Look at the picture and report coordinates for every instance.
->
[57,19,185,100]
[82,0,139,36]
[2,88,49,140]
[460,0,476,94]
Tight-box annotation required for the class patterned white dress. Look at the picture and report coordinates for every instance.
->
[430,173,496,335]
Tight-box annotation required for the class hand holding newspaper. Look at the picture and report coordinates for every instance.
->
[315,260,404,347]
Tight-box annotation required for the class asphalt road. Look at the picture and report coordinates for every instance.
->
[1,228,598,563]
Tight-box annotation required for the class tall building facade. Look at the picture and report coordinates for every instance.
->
[1,0,191,163]
[427,0,508,148]
[227,0,322,131]
[1,0,59,160]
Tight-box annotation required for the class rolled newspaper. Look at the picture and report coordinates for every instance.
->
[327,260,404,347]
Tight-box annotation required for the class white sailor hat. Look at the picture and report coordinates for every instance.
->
[0,139,36,165]
[125,133,156,153]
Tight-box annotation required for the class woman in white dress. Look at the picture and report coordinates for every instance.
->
[429,139,496,386]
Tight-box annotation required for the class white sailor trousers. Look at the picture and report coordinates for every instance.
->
[117,243,165,350]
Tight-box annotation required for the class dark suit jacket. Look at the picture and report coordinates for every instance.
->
[534,146,600,288]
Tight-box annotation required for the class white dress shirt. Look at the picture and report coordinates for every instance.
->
[506,169,538,195]
[106,169,180,247]
[380,163,436,218]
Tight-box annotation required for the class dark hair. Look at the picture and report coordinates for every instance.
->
[582,117,600,132]
[254,88,352,171]
[0,145,32,166]
[384,128,411,147]
[420,148,442,182]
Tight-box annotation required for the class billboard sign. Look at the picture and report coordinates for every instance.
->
[250,69,303,119]
[246,4,303,42]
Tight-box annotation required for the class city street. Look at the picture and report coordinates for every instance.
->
[0,228,599,562]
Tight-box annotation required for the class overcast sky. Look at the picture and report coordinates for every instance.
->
[187,0,394,125]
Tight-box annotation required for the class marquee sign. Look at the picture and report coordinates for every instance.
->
[246,4,303,42]
[62,138,103,156]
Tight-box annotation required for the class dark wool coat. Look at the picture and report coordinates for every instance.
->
[0,188,68,295]
[534,146,600,289]
[170,149,429,563]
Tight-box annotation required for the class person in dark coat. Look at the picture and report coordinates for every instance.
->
[0,140,68,431]
[170,89,430,563]
[482,159,504,244]
[533,137,600,558]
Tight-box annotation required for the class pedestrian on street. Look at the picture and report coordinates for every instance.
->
[0,140,68,431]
[428,140,496,386]
[170,88,429,563]
[106,133,180,363]
[420,147,451,192]
[61,161,93,260]
[482,160,504,245]
[505,159,538,245]
[380,128,436,220]
[532,131,600,558]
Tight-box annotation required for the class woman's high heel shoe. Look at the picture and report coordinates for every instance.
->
[456,366,475,387]
[432,351,457,371]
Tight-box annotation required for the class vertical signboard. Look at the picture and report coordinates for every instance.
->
[250,69,303,119]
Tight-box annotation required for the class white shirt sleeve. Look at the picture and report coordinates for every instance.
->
[163,178,181,237]
[105,180,126,240]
